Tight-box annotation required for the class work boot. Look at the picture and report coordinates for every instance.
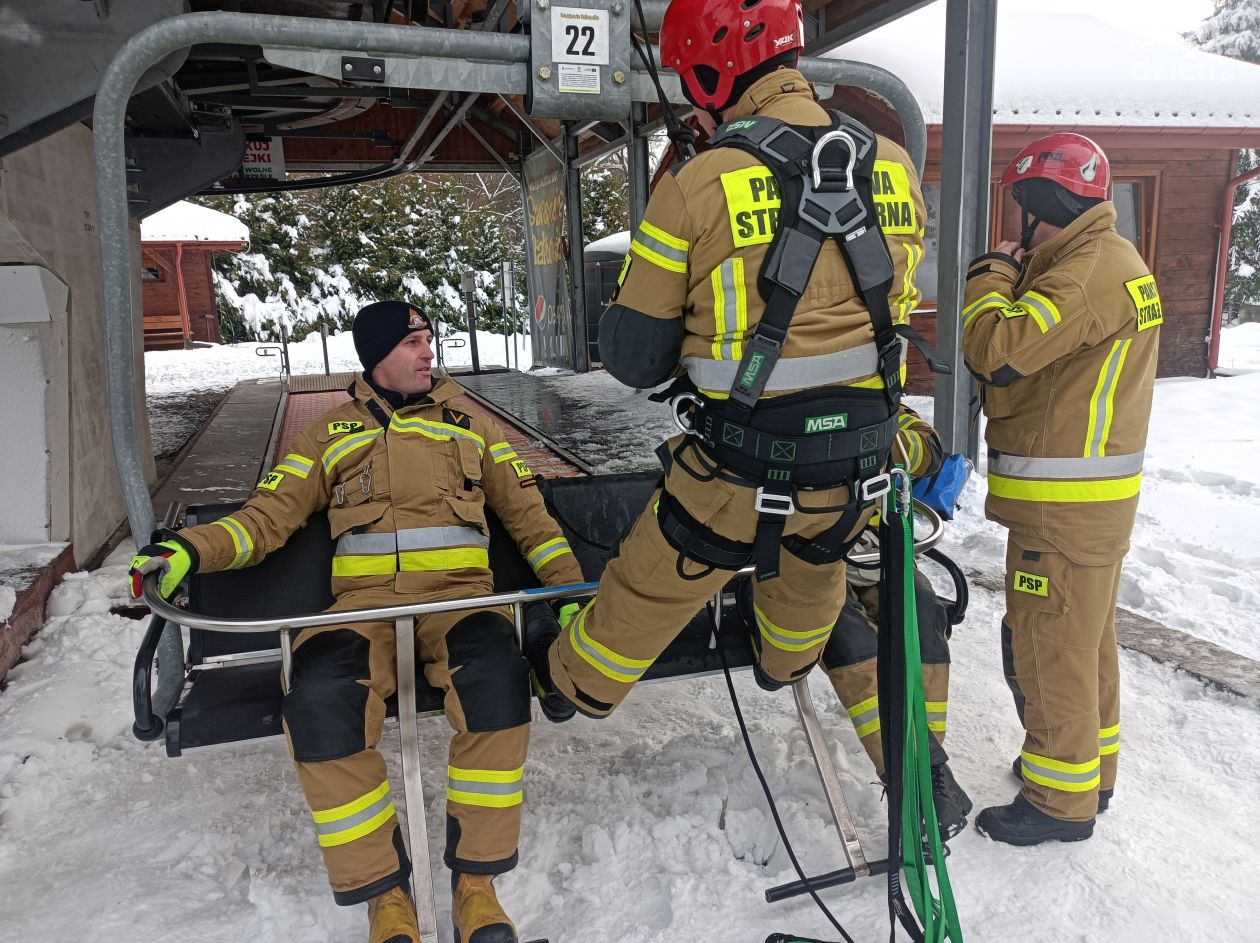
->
[1011,756,1112,813]
[367,885,420,943]
[522,601,575,724]
[931,761,973,841]
[975,794,1094,846]
[452,872,518,943]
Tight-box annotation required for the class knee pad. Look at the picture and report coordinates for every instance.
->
[446,611,530,732]
[820,593,878,670]
[283,629,372,763]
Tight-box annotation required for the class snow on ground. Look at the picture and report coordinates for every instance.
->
[0,543,69,623]
[1218,320,1260,373]
[4,356,1259,942]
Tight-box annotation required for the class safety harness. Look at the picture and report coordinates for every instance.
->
[654,110,948,583]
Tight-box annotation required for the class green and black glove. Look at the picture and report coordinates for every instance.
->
[128,530,199,600]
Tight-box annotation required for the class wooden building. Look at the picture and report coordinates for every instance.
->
[821,9,1260,392]
[139,201,248,350]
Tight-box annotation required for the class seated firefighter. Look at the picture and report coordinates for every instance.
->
[815,406,972,839]
[129,301,585,943]
[525,0,932,725]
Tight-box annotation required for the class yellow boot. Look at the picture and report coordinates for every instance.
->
[367,885,420,943]
[452,872,518,943]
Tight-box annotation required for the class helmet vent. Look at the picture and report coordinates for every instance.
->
[712,26,728,43]
[744,23,765,42]
[742,0,762,8]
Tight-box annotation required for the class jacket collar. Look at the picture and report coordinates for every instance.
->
[1027,201,1117,268]
[349,371,461,418]
[726,67,816,121]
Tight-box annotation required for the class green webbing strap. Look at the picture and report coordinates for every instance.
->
[891,483,964,942]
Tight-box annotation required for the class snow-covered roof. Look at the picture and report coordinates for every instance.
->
[584,231,630,257]
[141,200,249,245]
[833,8,1260,128]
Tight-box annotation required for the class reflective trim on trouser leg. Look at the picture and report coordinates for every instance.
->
[823,656,886,776]
[312,780,397,847]
[1019,751,1101,793]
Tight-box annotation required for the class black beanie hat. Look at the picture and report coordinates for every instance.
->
[352,300,432,376]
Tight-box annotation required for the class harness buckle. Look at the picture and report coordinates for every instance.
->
[811,128,859,191]
[860,473,892,504]
[669,392,703,438]
[754,487,795,516]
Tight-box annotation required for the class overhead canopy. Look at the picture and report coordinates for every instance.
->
[140,200,249,244]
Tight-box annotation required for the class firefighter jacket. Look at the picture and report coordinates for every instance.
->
[176,376,585,598]
[602,67,927,399]
[962,202,1161,564]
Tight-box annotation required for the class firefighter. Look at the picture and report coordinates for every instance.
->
[816,406,972,839]
[129,301,585,943]
[525,0,929,726]
[963,134,1160,844]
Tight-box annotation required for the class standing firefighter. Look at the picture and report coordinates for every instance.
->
[963,134,1160,844]
[817,406,972,839]
[526,0,929,725]
[129,301,585,943]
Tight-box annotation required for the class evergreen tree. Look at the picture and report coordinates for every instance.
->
[1189,0,1260,311]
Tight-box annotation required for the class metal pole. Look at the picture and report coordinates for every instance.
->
[93,12,530,545]
[462,269,481,374]
[501,260,514,369]
[933,0,996,460]
[629,101,651,229]
[319,322,330,375]
[564,124,590,372]
[395,614,439,942]
[279,321,291,377]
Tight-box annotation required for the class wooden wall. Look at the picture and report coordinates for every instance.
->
[141,245,223,348]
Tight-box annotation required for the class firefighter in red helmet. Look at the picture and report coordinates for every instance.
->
[523,0,971,828]
[964,133,1162,844]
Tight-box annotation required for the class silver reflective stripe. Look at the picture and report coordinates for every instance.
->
[926,707,947,724]
[988,449,1145,480]
[755,610,832,650]
[1087,340,1132,457]
[850,706,879,729]
[1018,292,1061,331]
[633,227,687,266]
[683,342,882,392]
[447,776,521,796]
[715,259,742,360]
[336,532,397,555]
[1099,731,1119,750]
[1021,756,1099,785]
[312,792,394,838]
[398,526,489,551]
[571,618,649,681]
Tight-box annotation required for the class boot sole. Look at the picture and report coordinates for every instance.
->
[975,818,1094,846]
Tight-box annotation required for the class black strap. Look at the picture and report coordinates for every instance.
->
[656,489,754,573]
[363,397,391,430]
[781,501,866,566]
[692,402,898,468]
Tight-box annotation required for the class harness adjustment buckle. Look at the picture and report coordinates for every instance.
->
[860,473,892,504]
[754,487,795,516]
[668,392,703,438]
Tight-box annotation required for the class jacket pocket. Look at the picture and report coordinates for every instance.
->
[455,440,484,496]
[328,501,389,541]
[984,385,1013,420]
[443,495,489,536]
[1003,533,1068,617]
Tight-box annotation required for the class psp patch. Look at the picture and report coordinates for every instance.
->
[1125,275,1163,332]
[329,420,365,435]
[510,459,532,479]
[258,471,285,491]
[1013,570,1049,597]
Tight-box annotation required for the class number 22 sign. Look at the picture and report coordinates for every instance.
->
[551,7,610,66]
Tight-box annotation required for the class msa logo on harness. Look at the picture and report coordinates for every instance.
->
[738,351,767,389]
[329,420,364,435]
[1014,570,1049,597]
[804,412,849,434]
[1125,275,1163,332]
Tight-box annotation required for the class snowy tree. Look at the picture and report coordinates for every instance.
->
[1189,0,1260,310]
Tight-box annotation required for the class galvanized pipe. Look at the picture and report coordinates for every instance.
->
[93,12,530,545]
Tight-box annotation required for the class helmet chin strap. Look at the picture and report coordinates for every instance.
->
[1019,206,1042,253]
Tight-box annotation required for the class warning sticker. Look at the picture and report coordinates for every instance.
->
[558,63,600,94]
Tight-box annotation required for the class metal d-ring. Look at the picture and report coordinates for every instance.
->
[811,127,858,191]
[669,393,702,437]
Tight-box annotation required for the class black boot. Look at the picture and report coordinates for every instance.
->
[931,761,973,841]
[1011,756,1112,813]
[521,602,576,724]
[975,794,1094,845]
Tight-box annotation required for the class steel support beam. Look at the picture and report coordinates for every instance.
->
[934,0,997,460]
[564,125,591,373]
[629,101,651,229]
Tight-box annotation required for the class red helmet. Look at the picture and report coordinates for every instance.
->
[660,0,805,111]
[999,132,1110,200]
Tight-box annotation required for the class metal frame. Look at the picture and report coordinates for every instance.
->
[934,0,998,460]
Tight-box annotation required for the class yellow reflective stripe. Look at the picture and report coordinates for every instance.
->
[317,803,396,847]
[312,781,391,824]
[712,265,727,361]
[987,473,1142,503]
[1018,290,1062,333]
[448,765,524,784]
[925,700,947,733]
[962,291,1009,328]
[447,789,523,809]
[321,428,382,473]
[846,695,881,738]
[710,258,748,361]
[754,605,832,652]
[638,219,689,252]
[1084,339,1132,458]
[1020,751,1101,793]
[849,363,908,392]
[389,416,486,455]
[528,537,573,573]
[331,554,398,577]
[569,602,653,683]
[895,242,923,323]
[1099,723,1120,755]
[398,547,489,572]
[489,441,518,464]
[212,516,253,569]
[274,453,314,479]
[631,237,688,273]
[1098,723,1120,738]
